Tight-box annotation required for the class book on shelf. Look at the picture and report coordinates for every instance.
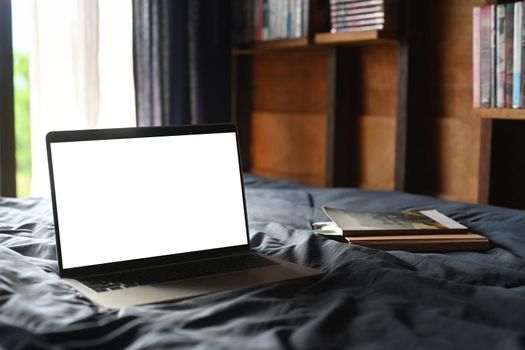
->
[331,12,385,23]
[505,3,514,108]
[330,0,383,11]
[513,2,522,108]
[490,4,496,107]
[330,24,384,33]
[232,0,313,44]
[313,207,490,252]
[331,4,383,17]
[480,4,492,107]
[520,3,525,107]
[473,6,481,108]
[328,0,397,35]
[473,1,525,109]
[331,18,385,31]
[496,4,506,108]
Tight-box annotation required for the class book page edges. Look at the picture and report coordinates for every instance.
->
[420,210,467,230]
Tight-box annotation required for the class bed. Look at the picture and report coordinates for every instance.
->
[1,173,525,349]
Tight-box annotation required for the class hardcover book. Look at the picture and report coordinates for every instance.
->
[322,207,468,236]
[315,207,490,252]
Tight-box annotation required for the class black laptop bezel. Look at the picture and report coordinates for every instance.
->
[46,123,251,279]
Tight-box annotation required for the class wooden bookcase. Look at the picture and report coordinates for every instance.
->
[471,0,525,209]
[232,0,525,208]
[232,0,405,190]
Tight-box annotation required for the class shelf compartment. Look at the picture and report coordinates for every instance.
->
[473,108,525,120]
[314,30,397,46]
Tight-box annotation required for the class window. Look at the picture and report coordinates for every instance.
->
[11,0,136,197]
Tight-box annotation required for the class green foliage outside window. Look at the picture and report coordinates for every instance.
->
[14,51,31,197]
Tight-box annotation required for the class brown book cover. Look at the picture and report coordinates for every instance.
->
[345,233,490,252]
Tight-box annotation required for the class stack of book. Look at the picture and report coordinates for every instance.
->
[233,0,310,44]
[473,1,525,108]
[314,207,490,252]
[256,0,310,41]
[329,0,388,34]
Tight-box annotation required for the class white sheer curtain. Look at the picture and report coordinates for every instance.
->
[30,0,136,196]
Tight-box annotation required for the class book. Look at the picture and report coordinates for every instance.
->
[331,11,385,23]
[331,17,385,29]
[513,1,522,108]
[521,2,525,107]
[330,0,382,4]
[331,5,383,17]
[480,4,492,107]
[473,6,481,107]
[496,4,506,108]
[330,24,384,33]
[253,0,309,41]
[254,0,264,41]
[490,4,496,107]
[322,207,469,236]
[315,207,490,252]
[316,231,490,252]
[505,3,514,108]
[301,0,309,37]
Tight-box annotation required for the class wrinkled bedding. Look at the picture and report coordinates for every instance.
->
[1,174,525,349]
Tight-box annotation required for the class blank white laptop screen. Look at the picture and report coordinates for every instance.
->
[50,132,248,269]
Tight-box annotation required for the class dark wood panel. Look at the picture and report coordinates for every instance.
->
[490,121,525,209]
[434,117,480,203]
[231,54,253,171]
[395,0,427,193]
[327,46,359,187]
[251,112,327,186]
[360,46,398,117]
[478,119,492,204]
[357,116,396,190]
[253,49,329,113]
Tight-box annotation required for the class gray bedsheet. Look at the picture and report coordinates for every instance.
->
[1,174,525,349]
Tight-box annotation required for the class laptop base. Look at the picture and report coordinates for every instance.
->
[65,253,322,309]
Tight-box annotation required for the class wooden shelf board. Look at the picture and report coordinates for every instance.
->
[233,38,310,55]
[314,30,397,46]
[233,32,398,55]
[474,108,525,120]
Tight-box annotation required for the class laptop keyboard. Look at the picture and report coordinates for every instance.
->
[79,254,277,293]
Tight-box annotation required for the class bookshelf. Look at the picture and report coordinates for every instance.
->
[472,0,525,208]
[232,0,404,189]
[232,0,525,208]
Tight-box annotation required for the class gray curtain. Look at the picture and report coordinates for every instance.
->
[133,0,232,126]
[0,0,16,196]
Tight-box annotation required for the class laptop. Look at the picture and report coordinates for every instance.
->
[46,124,321,308]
